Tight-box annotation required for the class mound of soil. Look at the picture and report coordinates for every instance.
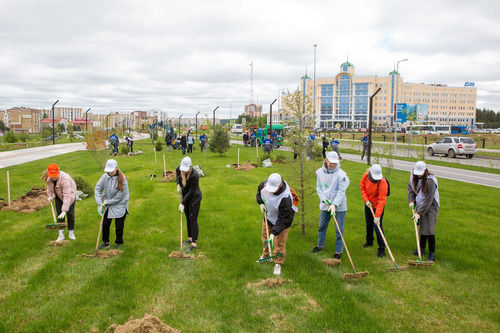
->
[47,240,70,247]
[0,200,6,209]
[158,171,175,182]
[168,251,206,260]
[248,276,291,288]
[82,250,122,258]
[322,258,341,266]
[106,314,180,333]
[234,162,258,171]
[1,187,49,213]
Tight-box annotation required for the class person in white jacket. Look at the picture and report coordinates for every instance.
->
[95,159,130,250]
[45,163,77,242]
[311,151,350,260]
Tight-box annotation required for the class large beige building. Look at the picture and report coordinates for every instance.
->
[53,107,83,122]
[302,61,477,129]
[4,107,45,133]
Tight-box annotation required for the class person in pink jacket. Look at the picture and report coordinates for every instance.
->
[46,163,77,242]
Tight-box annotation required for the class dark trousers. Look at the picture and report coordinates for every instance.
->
[187,144,193,153]
[420,235,436,253]
[364,205,385,251]
[102,209,127,245]
[55,196,75,230]
[129,142,133,153]
[361,144,368,159]
[322,147,327,159]
[185,201,201,243]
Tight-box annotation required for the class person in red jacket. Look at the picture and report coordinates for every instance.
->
[360,164,388,258]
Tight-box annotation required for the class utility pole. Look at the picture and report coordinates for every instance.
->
[213,106,219,129]
[51,100,59,144]
[367,88,382,164]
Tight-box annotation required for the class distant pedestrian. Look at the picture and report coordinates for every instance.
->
[322,136,329,159]
[187,133,194,153]
[180,133,187,155]
[126,136,134,153]
[165,131,173,152]
[361,133,369,160]
[408,161,440,262]
[243,131,249,147]
[330,137,341,160]
[199,132,208,152]
[360,164,388,258]
[45,163,77,242]
[250,129,257,147]
[95,159,129,250]
[109,133,119,156]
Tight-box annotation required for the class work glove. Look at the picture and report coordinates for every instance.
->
[366,201,373,208]
[177,184,182,194]
[267,234,275,250]
[179,203,184,213]
[412,212,420,221]
[57,211,66,219]
[259,204,267,213]
[409,202,415,209]
[374,216,380,225]
[99,203,106,214]
[327,204,336,216]
[47,196,54,203]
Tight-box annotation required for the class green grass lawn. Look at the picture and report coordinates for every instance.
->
[0,142,499,332]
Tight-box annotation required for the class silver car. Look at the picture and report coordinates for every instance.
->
[427,136,477,159]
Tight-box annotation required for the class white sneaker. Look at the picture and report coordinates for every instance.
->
[68,231,76,240]
[56,234,65,242]
[273,264,281,275]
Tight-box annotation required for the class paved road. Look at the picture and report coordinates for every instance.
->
[231,140,500,188]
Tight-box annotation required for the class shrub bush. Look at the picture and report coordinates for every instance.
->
[3,131,17,143]
[72,175,93,197]
[155,141,163,151]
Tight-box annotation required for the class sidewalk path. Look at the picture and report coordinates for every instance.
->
[0,143,87,168]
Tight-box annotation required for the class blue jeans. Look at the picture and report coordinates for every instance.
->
[182,146,186,155]
[318,210,346,253]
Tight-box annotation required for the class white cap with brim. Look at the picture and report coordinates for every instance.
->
[265,173,282,193]
[370,164,383,180]
[104,159,118,172]
[326,151,339,164]
[180,156,192,172]
[413,161,427,176]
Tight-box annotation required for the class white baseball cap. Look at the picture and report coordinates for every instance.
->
[180,156,192,172]
[413,161,427,176]
[326,151,339,164]
[370,164,383,180]
[104,159,118,172]
[265,173,282,193]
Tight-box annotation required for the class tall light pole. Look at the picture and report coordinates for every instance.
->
[85,107,91,132]
[106,112,111,138]
[213,106,219,129]
[313,44,317,125]
[229,100,235,121]
[270,99,277,133]
[195,111,200,139]
[51,100,59,144]
[393,58,408,155]
[368,88,382,164]
[178,114,183,134]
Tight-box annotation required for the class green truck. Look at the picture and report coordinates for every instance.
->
[257,124,284,147]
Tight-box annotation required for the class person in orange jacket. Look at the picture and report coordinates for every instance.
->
[360,164,388,257]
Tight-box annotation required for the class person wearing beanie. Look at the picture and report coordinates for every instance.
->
[311,151,350,260]
[408,161,440,262]
[45,163,77,242]
[360,164,389,258]
[95,159,130,250]
[176,156,202,253]
[256,173,298,276]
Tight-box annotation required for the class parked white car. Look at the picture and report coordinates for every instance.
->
[427,137,477,159]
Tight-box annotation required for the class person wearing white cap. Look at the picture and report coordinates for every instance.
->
[312,151,350,260]
[176,156,202,253]
[256,173,298,275]
[360,164,389,257]
[94,159,130,250]
[408,161,440,262]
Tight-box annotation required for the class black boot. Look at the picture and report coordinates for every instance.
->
[426,252,435,262]
[377,249,385,258]
[362,242,373,248]
[411,248,426,256]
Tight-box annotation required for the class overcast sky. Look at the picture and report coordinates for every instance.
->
[1,0,499,118]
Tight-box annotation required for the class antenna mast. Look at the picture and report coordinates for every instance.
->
[249,62,254,105]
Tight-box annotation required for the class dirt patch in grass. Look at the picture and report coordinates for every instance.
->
[168,251,206,260]
[47,240,70,247]
[322,258,341,266]
[233,162,258,171]
[248,277,291,288]
[82,250,122,258]
[1,187,49,213]
[104,314,180,333]
[158,171,175,183]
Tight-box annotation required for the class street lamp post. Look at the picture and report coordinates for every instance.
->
[368,88,382,164]
[313,44,317,123]
[270,99,277,133]
[393,58,408,155]
[195,111,200,139]
[51,100,59,144]
[85,107,91,132]
[106,113,111,138]
[213,106,219,129]
[178,114,183,134]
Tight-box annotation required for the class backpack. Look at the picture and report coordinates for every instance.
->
[290,187,299,207]
[379,177,390,196]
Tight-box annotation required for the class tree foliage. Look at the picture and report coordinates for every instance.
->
[209,125,231,155]
[476,108,500,128]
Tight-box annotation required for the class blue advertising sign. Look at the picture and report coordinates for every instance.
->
[396,103,407,123]
[464,81,475,87]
